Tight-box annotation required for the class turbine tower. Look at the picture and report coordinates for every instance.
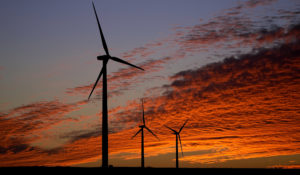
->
[88,2,144,168]
[165,119,188,168]
[132,99,159,168]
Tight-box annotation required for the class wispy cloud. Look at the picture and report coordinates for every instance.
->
[66,0,300,101]
[109,39,300,164]
[1,29,299,167]
[0,99,89,165]
[66,56,175,99]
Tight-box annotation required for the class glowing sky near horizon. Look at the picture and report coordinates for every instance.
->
[0,0,300,168]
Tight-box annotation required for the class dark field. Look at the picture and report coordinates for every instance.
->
[1,167,299,175]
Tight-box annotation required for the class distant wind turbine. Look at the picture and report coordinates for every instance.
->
[132,99,159,168]
[88,2,144,168]
[165,119,189,168]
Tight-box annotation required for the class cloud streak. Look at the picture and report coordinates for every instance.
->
[107,38,300,164]
[66,0,300,101]
[0,99,90,165]
[1,32,299,167]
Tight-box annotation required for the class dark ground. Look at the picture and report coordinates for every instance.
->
[1,167,300,175]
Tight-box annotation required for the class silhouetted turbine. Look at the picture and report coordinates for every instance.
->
[165,119,188,168]
[132,99,159,168]
[88,2,144,168]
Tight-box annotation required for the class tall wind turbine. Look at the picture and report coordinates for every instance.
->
[88,2,144,168]
[132,99,159,168]
[165,119,188,168]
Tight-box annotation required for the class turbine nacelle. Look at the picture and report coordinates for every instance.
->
[173,131,179,135]
[139,125,145,128]
[97,55,110,61]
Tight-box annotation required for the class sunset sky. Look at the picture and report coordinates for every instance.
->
[0,0,300,168]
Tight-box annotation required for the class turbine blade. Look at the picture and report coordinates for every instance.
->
[179,119,189,133]
[88,67,104,100]
[178,134,184,156]
[131,129,142,139]
[145,126,159,140]
[164,125,177,133]
[110,57,144,71]
[92,2,109,55]
[142,99,145,125]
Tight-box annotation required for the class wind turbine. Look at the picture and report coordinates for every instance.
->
[132,99,159,168]
[165,119,189,168]
[88,2,144,168]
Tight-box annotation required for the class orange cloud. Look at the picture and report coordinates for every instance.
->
[106,40,300,165]
[0,100,89,166]
[1,38,299,167]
